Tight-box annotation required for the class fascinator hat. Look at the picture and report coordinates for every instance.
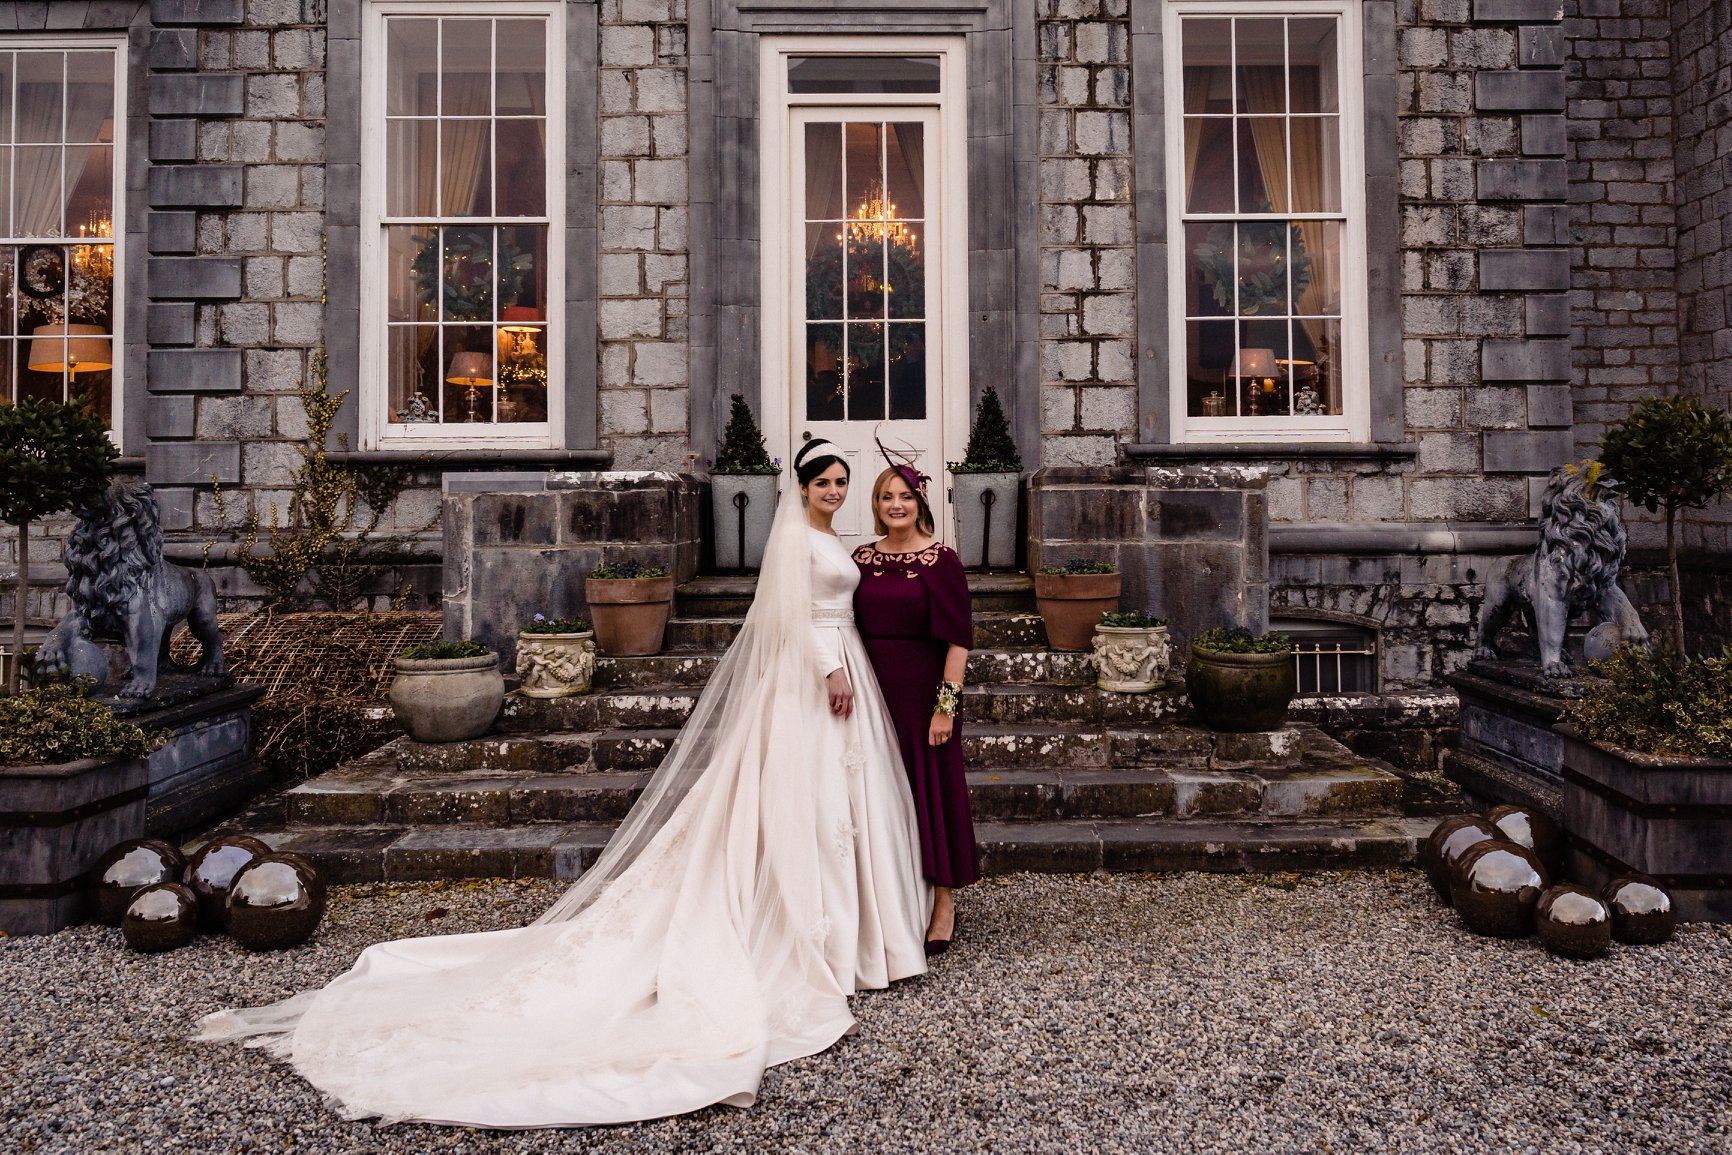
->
[874,430,936,529]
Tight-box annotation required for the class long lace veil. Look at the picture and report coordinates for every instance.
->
[531,481,816,924]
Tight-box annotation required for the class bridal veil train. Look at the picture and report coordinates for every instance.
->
[194,484,932,1127]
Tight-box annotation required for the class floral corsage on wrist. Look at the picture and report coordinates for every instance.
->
[934,680,962,716]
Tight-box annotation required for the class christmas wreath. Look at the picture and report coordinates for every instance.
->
[1192,222,1311,316]
[410,230,534,321]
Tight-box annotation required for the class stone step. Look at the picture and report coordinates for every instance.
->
[676,572,1037,617]
[201,815,1438,885]
[664,612,1050,650]
[589,644,1095,692]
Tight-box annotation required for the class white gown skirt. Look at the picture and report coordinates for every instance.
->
[195,627,930,1128]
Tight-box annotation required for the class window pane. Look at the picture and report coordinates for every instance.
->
[1235,19,1286,115]
[0,341,13,404]
[64,54,114,143]
[495,19,546,115]
[386,18,439,116]
[843,122,882,221]
[441,227,494,321]
[1186,318,1236,417]
[495,119,546,216]
[887,322,925,420]
[846,322,885,420]
[884,122,924,219]
[64,145,111,238]
[67,244,113,329]
[441,19,492,116]
[15,52,62,144]
[1237,118,1286,213]
[886,221,923,319]
[389,325,440,422]
[442,323,494,421]
[804,122,843,220]
[1289,18,1340,114]
[0,55,13,144]
[806,223,843,320]
[806,322,844,420]
[439,120,492,216]
[496,323,547,422]
[845,222,885,320]
[788,56,940,95]
[1293,317,1342,415]
[1183,119,1233,213]
[0,147,12,235]
[1181,19,1231,113]
[1236,318,1290,416]
[1289,117,1341,213]
[71,352,112,423]
[386,119,437,216]
[1293,220,1341,316]
[497,224,547,315]
[388,227,437,321]
[1184,222,1233,316]
[1237,221,1289,316]
[15,146,61,235]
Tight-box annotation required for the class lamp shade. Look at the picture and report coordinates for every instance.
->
[501,305,541,333]
[28,323,111,374]
[445,351,493,386]
[1231,347,1276,377]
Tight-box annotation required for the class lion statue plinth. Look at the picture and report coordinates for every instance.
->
[1475,463,1649,679]
[37,482,226,699]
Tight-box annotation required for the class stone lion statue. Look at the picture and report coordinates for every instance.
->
[37,482,226,699]
[1475,462,1649,678]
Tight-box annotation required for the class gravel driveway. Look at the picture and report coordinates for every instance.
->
[4,871,1729,1154]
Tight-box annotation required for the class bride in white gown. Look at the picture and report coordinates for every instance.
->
[194,439,932,1127]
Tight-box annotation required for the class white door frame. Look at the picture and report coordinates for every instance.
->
[758,34,970,541]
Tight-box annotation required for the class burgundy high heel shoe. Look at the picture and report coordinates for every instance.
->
[924,912,956,957]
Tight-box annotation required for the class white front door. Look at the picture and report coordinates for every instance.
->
[760,40,968,542]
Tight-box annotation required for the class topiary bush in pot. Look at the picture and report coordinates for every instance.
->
[948,386,1023,569]
[709,394,781,570]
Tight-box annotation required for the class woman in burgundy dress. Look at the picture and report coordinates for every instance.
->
[852,462,978,954]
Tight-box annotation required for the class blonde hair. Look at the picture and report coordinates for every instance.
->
[870,467,935,537]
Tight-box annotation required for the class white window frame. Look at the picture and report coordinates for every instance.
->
[1162,0,1369,444]
[359,0,565,451]
[0,34,126,445]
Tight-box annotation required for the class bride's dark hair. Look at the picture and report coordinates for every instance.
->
[794,438,849,486]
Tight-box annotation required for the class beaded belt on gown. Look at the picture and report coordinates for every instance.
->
[811,607,855,625]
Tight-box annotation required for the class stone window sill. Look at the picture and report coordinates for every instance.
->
[1124,442,1418,463]
[324,449,613,469]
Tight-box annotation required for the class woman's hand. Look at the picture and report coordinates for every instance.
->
[928,711,953,746]
[826,669,854,718]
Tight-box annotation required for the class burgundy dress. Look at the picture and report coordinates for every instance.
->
[852,541,980,889]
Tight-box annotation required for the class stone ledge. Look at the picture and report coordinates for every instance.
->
[1125,442,1418,463]
[1269,523,1533,555]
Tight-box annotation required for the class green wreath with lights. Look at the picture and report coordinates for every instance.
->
[410,230,534,321]
[1192,221,1311,316]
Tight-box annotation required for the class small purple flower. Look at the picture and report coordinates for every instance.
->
[533,613,546,622]
[773,456,782,468]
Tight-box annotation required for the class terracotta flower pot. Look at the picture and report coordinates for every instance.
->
[1033,571,1121,651]
[586,576,676,656]
[515,630,597,697]
[388,653,504,742]
[1185,644,1296,732]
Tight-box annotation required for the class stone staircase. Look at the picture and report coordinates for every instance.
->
[200,575,1439,881]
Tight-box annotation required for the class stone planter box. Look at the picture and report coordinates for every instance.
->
[1092,624,1171,693]
[515,630,597,698]
[389,653,505,742]
[710,474,779,570]
[586,576,676,656]
[1558,723,1732,922]
[951,472,1019,569]
[1,753,147,935]
[1442,659,1582,818]
[1033,571,1121,652]
[1186,646,1296,733]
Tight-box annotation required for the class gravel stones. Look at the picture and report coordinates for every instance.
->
[4,871,1731,1152]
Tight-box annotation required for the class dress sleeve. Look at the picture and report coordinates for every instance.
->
[812,625,845,680]
[927,546,973,650]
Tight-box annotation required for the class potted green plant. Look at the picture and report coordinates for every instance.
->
[1186,626,1295,732]
[709,394,781,570]
[586,561,675,656]
[1558,646,1732,920]
[387,640,503,742]
[1598,396,1732,654]
[948,386,1023,569]
[515,614,596,698]
[1033,559,1121,652]
[1092,611,1171,693]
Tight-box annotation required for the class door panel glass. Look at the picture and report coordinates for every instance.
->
[788,56,940,95]
[805,223,843,320]
[805,323,845,421]
[884,123,925,219]
[846,321,885,421]
[844,222,885,320]
[887,322,926,420]
[843,122,882,221]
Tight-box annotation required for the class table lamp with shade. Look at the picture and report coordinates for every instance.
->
[1229,346,1276,415]
[445,350,494,423]
[27,323,112,377]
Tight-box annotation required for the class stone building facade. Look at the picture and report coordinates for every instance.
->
[2,0,1730,694]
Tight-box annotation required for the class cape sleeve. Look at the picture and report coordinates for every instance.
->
[926,546,973,651]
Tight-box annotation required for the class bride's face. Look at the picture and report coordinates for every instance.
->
[802,461,849,515]
[877,476,919,531]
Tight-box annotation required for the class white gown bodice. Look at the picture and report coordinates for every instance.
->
[809,527,860,676]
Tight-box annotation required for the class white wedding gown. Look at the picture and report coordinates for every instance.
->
[195,500,931,1128]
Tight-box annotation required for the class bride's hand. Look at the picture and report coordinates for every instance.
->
[826,669,853,718]
[928,712,953,746]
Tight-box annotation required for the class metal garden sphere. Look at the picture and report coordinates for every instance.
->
[265,850,328,923]
[90,838,185,926]
[1602,876,1676,945]
[121,883,199,953]
[1449,839,1549,938]
[1535,883,1611,960]
[184,835,271,929]
[1486,804,1565,875]
[1423,815,1499,903]
[226,855,325,951]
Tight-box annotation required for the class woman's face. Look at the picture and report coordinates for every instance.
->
[802,460,849,515]
[877,475,920,532]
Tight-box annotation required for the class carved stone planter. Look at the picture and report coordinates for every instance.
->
[1,753,147,935]
[1033,571,1121,652]
[586,576,676,656]
[515,630,597,698]
[952,472,1020,569]
[710,474,779,570]
[388,653,505,742]
[1186,646,1296,732]
[1092,624,1171,693]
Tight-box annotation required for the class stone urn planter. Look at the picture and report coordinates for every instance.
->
[388,648,505,742]
[1092,614,1172,693]
[1557,724,1732,922]
[952,471,1020,569]
[515,624,597,698]
[1033,564,1121,652]
[586,569,676,656]
[710,473,779,570]
[1185,629,1296,732]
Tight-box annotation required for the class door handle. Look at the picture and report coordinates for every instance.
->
[801,430,812,441]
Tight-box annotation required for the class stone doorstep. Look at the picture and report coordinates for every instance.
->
[665,612,1050,650]
[231,816,1438,885]
[675,574,1037,618]
[584,641,1093,691]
